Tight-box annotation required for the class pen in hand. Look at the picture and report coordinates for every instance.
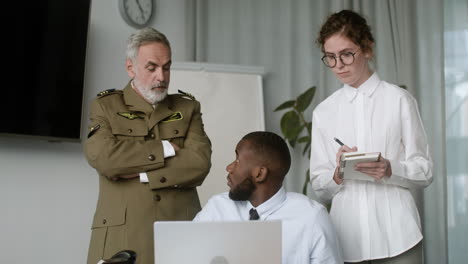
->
[333,137,346,183]
[334,137,358,153]
[334,137,345,146]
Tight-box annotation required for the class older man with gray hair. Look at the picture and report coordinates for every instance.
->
[84,27,212,264]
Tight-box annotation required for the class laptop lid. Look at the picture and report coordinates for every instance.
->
[154,221,282,264]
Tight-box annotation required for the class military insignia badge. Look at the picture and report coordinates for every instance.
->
[117,112,145,120]
[162,112,183,122]
[87,124,100,138]
[178,89,196,100]
[97,89,116,97]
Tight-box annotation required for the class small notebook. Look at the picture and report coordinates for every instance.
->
[339,152,381,181]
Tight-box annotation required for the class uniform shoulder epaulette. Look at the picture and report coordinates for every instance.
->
[97,89,122,98]
[177,89,196,101]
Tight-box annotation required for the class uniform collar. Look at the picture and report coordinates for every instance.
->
[343,72,380,102]
[123,81,176,129]
[123,81,174,114]
[247,187,287,220]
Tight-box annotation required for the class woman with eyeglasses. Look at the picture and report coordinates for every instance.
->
[309,10,432,264]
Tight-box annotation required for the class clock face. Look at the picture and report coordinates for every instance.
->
[119,0,153,28]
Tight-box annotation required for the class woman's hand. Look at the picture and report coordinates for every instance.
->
[333,167,344,184]
[354,157,392,180]
[333,145,358,184]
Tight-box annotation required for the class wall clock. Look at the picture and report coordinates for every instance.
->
[119,0,154,28]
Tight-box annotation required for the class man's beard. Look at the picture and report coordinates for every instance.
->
[133,78,168,104]
[229,177,256,201]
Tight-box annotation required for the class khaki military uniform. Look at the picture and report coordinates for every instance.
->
[85,83,212,264]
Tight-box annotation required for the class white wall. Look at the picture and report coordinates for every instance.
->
[1,0,191,263]
[170,63,265,205]
[0,139,96,263]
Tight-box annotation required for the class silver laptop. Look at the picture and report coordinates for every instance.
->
[154,220,282,264]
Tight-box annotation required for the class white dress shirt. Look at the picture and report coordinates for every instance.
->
[310,73,433,262]
[194,187,343,264]
[139,140,175,182]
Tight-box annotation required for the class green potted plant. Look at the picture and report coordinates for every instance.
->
[274,86,316,195]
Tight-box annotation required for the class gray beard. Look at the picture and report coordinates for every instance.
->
[133,80,168,104]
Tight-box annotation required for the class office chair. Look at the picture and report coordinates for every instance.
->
[102,250,136,264]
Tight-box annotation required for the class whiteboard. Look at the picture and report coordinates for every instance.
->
[171,62,265,206]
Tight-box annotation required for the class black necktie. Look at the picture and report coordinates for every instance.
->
[249,208,260,220]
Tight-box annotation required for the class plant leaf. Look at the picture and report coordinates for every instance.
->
[305,121,312,134]
[302,169,310,195]
[297,136,310,143]
[289,139,296,148]
[302,141,311,156]
[274,100,295,112]
[280,111,303,140]
[291,126,305,141]
[296,86,316,112]
[287,126,304,148]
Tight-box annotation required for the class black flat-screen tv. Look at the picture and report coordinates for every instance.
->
[1,0,91,142]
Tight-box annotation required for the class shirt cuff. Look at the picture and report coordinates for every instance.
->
[162,140,176,158]
[325,171,343,195]
[139,172,149,183]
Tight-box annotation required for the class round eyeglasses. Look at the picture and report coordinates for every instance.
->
[321,49,360,68]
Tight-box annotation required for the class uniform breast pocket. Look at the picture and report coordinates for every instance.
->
[159,120,189,147]
[110,119,148,140]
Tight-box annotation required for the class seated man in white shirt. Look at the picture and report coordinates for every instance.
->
[194,131,343,264]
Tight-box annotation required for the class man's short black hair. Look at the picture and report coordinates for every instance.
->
[242,131,291,180]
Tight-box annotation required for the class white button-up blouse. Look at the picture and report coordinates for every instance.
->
[310,73,433,262]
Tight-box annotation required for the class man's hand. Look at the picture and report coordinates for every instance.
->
[333,145,358,184]
[354,157,392,180]
[170,142,180,152]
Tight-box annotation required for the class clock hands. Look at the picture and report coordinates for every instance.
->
[136,0,146,22]
[120,0,152,28]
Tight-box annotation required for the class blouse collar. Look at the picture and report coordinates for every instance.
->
[343,72,380,102]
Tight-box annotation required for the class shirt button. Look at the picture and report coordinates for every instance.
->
[150,133,155,138]
[154,195,161,201]
[148,154,155,161]
[102,219,107,224]
[127,129,133,133]
[160,177,167,183]
[174,129,179,135]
